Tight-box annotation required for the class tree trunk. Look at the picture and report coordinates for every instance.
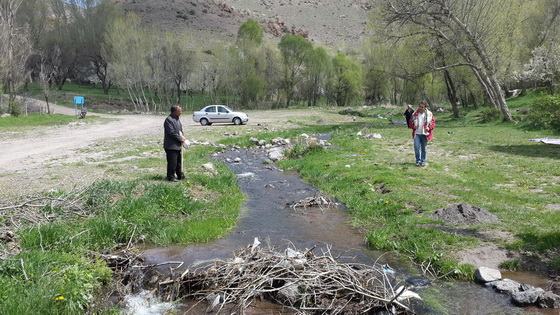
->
[417,87,434,110]
[175,80,182,104]
[45,96,51,114]
[519,79,527,97]
[443,69,460,118]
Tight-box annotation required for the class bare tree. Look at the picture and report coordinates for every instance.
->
[38,45,61,114]
[0,0,32,115]
[377,0,515,120]
[160,32,198,104]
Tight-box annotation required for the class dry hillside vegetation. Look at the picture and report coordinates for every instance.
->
[115,0,372,48]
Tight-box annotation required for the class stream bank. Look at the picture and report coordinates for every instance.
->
[135,146,546,313]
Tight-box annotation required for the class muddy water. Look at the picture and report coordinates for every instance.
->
[140,147,553,314]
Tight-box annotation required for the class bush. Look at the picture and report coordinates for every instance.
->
[480,107,501,122]
[526,96,560,131]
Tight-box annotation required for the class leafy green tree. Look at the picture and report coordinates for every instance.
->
[278,34,313,107]
[302,46,330,107]
[104,13,152,111]
[240,72,265,108]
[237,19,263,47]
[327,53,363,106]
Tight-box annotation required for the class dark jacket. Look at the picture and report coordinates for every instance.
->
[163,114,183,150]
[404,108,414,129]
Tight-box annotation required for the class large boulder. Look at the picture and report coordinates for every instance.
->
[487,279,521,294]
[474,267,501,283]
[537,291,560,308]
[511,287,545,306]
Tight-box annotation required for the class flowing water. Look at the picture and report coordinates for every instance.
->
[138,144,554,314]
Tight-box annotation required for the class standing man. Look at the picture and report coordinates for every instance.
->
[164,105,186,182]
[411,101,436,166]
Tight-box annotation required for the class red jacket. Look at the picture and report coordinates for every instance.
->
[411,109,436,140]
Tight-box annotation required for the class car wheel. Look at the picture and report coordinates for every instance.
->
[200,118,209,126]
[233,117,242,125]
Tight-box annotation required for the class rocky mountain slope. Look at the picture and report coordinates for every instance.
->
[114,0,373,50]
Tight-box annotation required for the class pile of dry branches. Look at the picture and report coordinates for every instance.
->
[157,243,416,314]
[287,194,339,212]
[0,188,92,233]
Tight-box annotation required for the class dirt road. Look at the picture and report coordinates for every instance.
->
[0,102,349,198]
[0,103,184,198]
[0,104,165,173]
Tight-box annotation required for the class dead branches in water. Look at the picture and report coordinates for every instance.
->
[287,194,339,212]
[157,244,416,314]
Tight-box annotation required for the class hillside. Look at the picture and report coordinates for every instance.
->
[114,0,373,49]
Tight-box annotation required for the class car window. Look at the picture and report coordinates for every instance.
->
[205,106,216,113]
[218,106,229,113]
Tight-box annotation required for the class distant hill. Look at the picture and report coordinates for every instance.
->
[114,0,373,50]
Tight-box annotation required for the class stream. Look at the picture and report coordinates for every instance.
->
[137,144,552,314]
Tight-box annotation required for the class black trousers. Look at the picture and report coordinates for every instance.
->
[165,149,184,180]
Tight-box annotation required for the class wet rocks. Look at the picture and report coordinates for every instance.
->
[537,291,560,308]
[475,266,560,309]
[511,287,545,306]
[488,278,521,293]
[268,147,285,161]
[474,266,501,282]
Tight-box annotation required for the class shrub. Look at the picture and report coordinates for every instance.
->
[526,96,560,131]
[480,107,501,122]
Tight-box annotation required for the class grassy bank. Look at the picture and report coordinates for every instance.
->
[232,100,560,279]
[0,141,243,313]
[0,113,107,130]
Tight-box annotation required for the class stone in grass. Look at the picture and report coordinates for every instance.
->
[474,266,501,283]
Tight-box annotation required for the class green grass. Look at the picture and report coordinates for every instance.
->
[2,88,559,312]
[0,144,244,313]
[248,94,560,279]
[23,82,235,113]
[0,251,111,314]
[0,113,103,130]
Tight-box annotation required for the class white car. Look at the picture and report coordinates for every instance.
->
[192,105,249,126]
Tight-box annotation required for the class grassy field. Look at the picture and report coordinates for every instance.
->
[265,98,560,278]
[0,90,559,313]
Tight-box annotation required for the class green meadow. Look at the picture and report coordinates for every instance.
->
[0,90,559,313]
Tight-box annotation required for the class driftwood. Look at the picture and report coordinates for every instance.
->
[151,243,416,314]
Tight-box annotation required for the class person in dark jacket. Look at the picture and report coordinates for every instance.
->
[403,104,414,129]
[163,105,186,182]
